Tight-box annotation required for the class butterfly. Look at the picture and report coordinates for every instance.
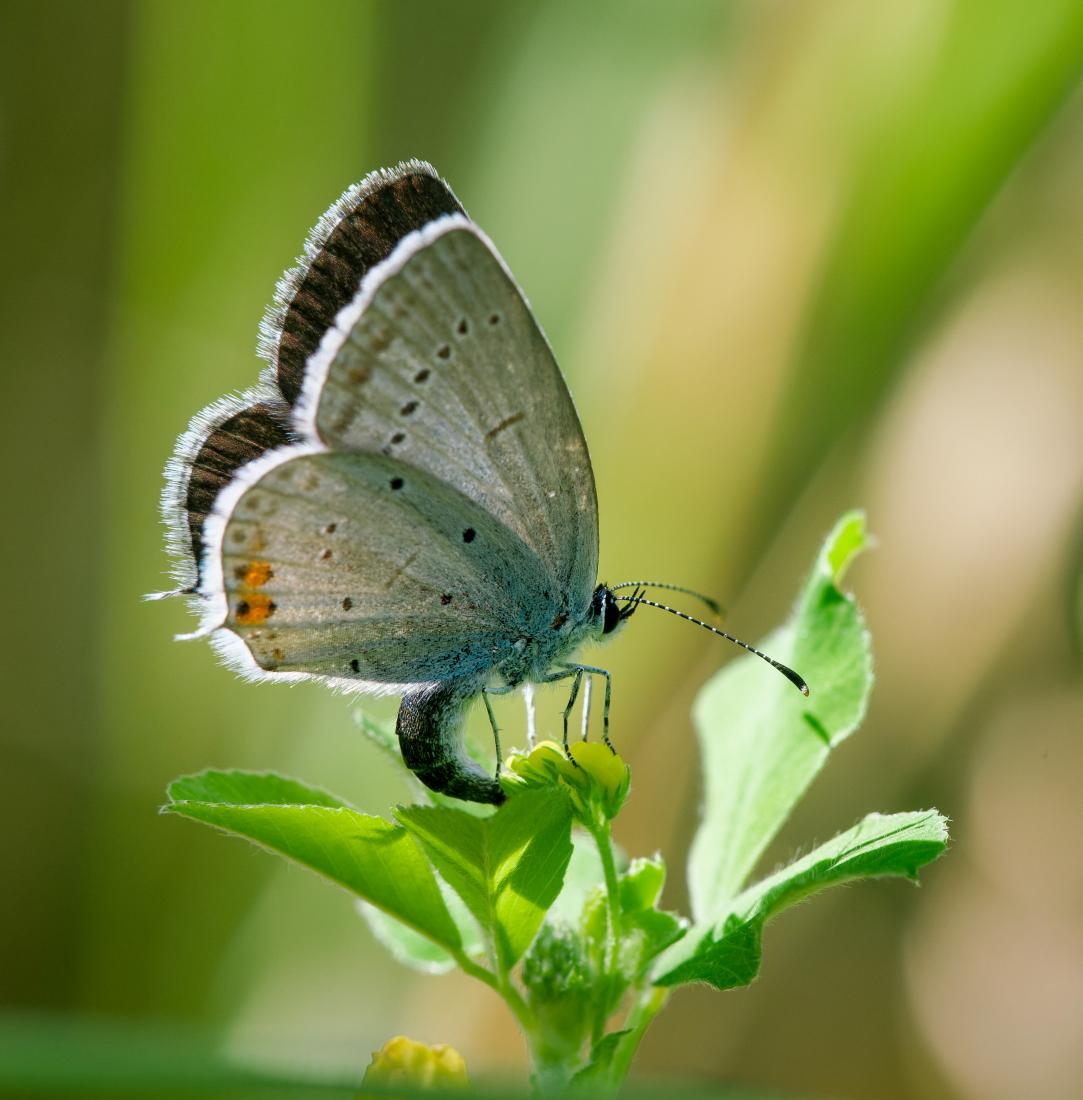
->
[157,160,807,805]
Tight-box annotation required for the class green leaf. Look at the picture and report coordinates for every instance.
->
[352,706,400,761]
[358,875,485,976]
[655,810,947,989]
[349,708,493,815]
[357,902,457,975]
[548,829,607,925]
[167,769,348,809]
[569,1029,633,1092]
[395,786,574,969]
[163,770,462,954]
[688,511,873,921]
[618,857,686,981]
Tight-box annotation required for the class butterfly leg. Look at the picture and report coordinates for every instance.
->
[560,669,584,755]
[522,683,537,747]
[580,674,592,741]
[481,688,505,780]
[560,664,614,754]
[532,667,584,760]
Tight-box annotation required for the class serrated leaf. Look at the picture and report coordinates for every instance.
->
[655,810,947,989]
[395,786,573,969]
[688,511,874,921]
[167,769,348,809]
[163,769,462,954]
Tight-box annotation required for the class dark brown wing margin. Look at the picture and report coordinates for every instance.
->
[183,400,293,572]
[261,162,464,404]
[158,161,461,595]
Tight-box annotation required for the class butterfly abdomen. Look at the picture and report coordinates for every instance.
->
[396,679,505,805]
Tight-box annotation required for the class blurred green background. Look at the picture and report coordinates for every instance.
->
[4,1,1083,1097]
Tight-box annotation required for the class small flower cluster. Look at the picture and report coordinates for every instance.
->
[503,740,631,825]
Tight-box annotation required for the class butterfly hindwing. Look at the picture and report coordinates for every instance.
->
[204,447,555,687]
[296,216,599,618]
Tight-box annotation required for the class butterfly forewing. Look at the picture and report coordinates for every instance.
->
[164,163,461,590]
[300,218,599,619]
[266,162,464,405]
[213,448,554,684]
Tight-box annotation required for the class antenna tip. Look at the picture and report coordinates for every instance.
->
[776,662,810,697]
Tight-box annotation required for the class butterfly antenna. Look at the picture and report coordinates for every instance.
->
[609,581,724,620]
[617,585,646,622]
[616,595,810,696]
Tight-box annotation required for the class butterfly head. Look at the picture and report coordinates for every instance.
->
[592,583,642,639]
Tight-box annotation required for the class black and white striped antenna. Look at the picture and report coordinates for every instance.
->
[616,592,809,696]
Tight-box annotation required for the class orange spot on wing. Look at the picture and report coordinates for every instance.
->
[235,594,276,625]
[235,560,273,587]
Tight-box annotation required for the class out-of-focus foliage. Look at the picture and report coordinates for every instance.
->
[3,1,1083,1098]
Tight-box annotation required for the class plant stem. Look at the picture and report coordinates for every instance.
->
[607,985,670,1087]
[458,945,573,1096]
[454,950,535,1037]
[588,818,623,1045]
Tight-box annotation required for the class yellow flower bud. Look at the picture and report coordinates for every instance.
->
[360,1035,469,1093]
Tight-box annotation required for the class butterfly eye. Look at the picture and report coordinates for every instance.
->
[594,586,623,635]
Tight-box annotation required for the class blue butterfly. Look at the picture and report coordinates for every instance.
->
[159,161,807,804]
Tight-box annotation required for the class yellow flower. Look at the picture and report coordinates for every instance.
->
[360,1036,469,1093]
[504,740,630,822]
[566,741,629,806]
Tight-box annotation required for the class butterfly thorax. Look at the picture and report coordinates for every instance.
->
[493,583,620,689]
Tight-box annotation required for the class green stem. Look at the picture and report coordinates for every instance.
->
[607,985,670,1087]
[454,949,535,1038]
[458,947,570,1097]
[588,818,623,1045]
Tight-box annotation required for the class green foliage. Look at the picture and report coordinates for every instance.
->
[164,513,948,1094]
[163,770,462,955]
[655,810,947,989]
[688,510,873,919]
[395,789,575,970]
